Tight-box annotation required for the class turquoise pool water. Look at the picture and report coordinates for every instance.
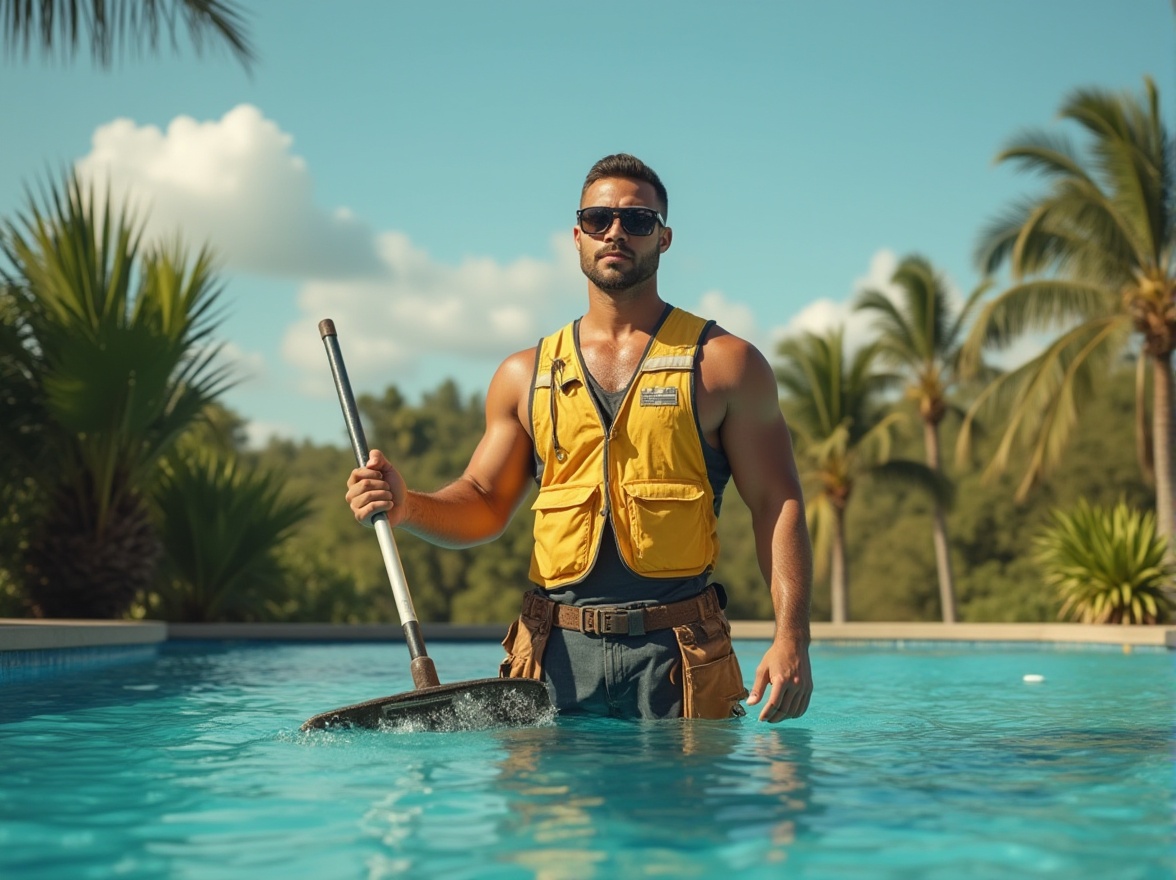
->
[0,640,1172,879]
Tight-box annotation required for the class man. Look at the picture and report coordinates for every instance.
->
[346,154,813,723]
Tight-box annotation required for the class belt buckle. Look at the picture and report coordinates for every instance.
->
[579,607,645,637]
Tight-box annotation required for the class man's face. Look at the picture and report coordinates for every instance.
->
[574,178,671,293]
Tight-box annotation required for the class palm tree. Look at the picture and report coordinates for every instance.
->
[148,450,311,622]
[0,172,232,617]
[2,0,254,68]
[856,256,988,623]
[776,328,943,623]
[963,77,1175,547]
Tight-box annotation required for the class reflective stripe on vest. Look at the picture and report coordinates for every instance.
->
[528,307,719,589]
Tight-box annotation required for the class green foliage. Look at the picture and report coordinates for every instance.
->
[0,172,231,617]
[203,356,1152,626]
[964,76,1175,535]
[839,368,1152,622]
[251,382,537,625]
[1034,498,1174,624]
[775,327,948,621]
[0,476,36,616]
[266,544,371,623]
[775,327,901,572]
[145,451,312,622]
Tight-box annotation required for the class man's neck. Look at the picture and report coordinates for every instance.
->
[581,284,667,341]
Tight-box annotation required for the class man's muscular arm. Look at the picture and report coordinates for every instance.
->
[710,334,814,722]
[345,349,536,548]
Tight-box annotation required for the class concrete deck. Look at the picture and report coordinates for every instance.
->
[2,618,1173,651]
[0,619,167,651]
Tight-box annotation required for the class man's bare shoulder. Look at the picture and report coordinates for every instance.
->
[497,346,539,381]
[486,346,539,413]
[698,323,775,390]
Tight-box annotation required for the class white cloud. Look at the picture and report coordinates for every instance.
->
[76,105,381,278]
[778,248,902,352]
[283,230,583,395]
[775,248,1050,375]
[73,104,590,404]
[214,340,267,384]
[688,289,793,358]
[243,419,299,450]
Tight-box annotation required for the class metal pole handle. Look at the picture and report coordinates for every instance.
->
[318,318,439,689]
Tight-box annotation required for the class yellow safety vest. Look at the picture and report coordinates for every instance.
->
[528,307,720,589]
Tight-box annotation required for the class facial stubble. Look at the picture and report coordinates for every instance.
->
[579,242,661,293]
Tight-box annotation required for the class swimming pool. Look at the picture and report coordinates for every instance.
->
[1,640,1171,878]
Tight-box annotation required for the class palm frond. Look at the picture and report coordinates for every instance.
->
[1062,82,1167,248]
[1,0,255,69]
[971,318,1127,497]
[948,279,995,378]
[962,278,1116,357]
[1012,180,1144,278]
[855,288,920,368]
[1,169,233,533]
[151,451,312,621]
[975,198,1036,276]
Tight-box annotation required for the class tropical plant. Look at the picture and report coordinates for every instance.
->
[856,255,989,623]
[0,172,231,617]
[1034,498,1174,624]
[962,76,1175,548]
[775,327,946,623]
[145,451,312,621]
[1,0,254,68]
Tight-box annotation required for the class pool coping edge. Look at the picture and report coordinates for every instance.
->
[3,619,1174,651]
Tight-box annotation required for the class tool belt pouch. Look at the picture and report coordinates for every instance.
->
[674,614,749,719]
[499,595,554,681]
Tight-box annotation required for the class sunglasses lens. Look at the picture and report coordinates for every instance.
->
[620,209,657,235]
[578,207,613,234]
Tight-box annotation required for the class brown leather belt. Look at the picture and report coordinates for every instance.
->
[521,585,722,638]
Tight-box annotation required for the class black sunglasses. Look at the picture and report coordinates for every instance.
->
[576,206,665,236]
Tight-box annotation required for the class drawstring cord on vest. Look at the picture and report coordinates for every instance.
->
[549,358,568,462]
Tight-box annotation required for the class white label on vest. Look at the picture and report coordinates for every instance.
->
[640,387,679,407]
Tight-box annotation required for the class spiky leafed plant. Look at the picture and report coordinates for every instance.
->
[1035,498,1174,624]
[856,256,989,623]
[1,0,254,68]
[776,328,946,623]
[962,77,1175,548]
[0,172,231,617]
[148,451,312,622]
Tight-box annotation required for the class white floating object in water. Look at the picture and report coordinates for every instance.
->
[1022,674,1045,683]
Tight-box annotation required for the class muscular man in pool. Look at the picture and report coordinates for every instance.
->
[346,154,813,723]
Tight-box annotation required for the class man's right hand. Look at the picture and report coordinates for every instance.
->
[345,449,409,528]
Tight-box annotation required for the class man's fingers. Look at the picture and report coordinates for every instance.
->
[780,686,804,720]
[794,691,811,719]
[746,667,772,705]
[348,469,385,488]
[757,677,812,722]
[757,677,784,721]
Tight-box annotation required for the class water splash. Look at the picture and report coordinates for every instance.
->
[377,687,559,734]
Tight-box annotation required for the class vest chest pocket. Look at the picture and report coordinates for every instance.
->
[530,484,600,581]
[620,480,710,574]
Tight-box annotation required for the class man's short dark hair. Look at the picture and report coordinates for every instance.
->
[581,153,668,217]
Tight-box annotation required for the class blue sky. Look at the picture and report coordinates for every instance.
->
[2,1,1173,447]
